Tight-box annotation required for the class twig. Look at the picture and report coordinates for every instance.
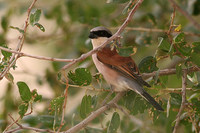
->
[3,116,20,133]
[167,6,176,43]
[5,125,54,133]
[69,84,111,92]
[0,0,38,80]
[173,70,187,133]
[162,88,197,93]
[4,114,54,133]
[61,0,144,71]
[63,92,125,133]
[57,81,69,132]
[116,27,200,37]
[168,0,200,30]
[0,46,74,62]
[141,67,199,79]
[100,91,113,107]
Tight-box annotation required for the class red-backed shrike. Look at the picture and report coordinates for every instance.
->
[89,26,163,111]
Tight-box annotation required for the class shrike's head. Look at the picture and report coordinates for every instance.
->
[89,26,112,48]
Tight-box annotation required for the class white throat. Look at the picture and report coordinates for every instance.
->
[91,37,108,49]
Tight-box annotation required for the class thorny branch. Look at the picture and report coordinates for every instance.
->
[173,70,187,133]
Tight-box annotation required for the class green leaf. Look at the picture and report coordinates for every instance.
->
[117,46,134,57]
[192,42,200,54]
[30,9,42,26]
[10,26,24,34]
[34,23,45,32]
[170,93,181,106]
[158,37,171,52]
[138,56,159,73]
[49,96,64,114]
[177,45,191,56]
[107,112,120,133]
[192,83,200,89]
[80,95,92,119]
[91,95,98,109]
[1,16,8,32]
[18,103,29,118]
[17,82,32,102]
[190,52,200,67]
[34,9,42,23]
[31,89,42,102]
[30,13,34,26]
[68,68,92,86]
[191,98,200,113]
[175,64,182,79]
[1,45,12,59]
[174,33,184,43]
[122,91,149,115]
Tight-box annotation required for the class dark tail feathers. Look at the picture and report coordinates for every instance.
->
[142,91,164,111]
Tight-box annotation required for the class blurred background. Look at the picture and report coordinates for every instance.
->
[0,0,200,132]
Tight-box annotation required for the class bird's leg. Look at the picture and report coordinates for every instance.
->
[100,85,115,106]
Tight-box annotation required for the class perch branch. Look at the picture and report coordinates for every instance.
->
[63,92,125,133]
[61,0,144,71]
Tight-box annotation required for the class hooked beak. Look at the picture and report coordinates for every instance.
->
[88,32,98,39]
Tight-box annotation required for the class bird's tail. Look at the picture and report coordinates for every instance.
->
[141,91,164,111]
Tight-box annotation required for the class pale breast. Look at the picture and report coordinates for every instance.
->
[92,54,129,91]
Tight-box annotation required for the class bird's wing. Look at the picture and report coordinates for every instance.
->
[96,47,150,87]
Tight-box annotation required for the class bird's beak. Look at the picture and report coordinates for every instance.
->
[88,32,98,39]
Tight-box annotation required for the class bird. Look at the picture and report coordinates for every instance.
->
[89,26,164,111]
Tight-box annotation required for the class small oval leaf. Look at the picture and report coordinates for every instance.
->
[18,103,29,118]
[107,112,120,133]
[17,82,32,102]
[34,23,45,32]
[80,95,92,119]
[138,56,159,73]
[68,68,92,86]
[117,46,135,57]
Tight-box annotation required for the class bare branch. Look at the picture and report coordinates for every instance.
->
[4,114,54,133]
[5,125,54,133]
[173,70,187,133]
[116,27,200,37]
[0,46,74,62]
[63,92,125,133]
[168,0,200,30]
[141,67,199,79]
[57,81,69,133]
[61,0,144,71]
